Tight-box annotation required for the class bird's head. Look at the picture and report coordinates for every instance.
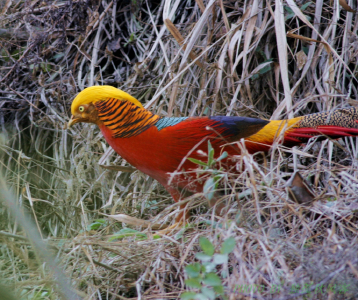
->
[67,85,143,128]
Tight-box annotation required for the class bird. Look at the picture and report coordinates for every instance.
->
[68,85,358,228]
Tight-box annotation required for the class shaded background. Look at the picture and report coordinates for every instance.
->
[1,0,358,299]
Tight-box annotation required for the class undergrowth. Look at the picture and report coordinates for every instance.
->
[1,0,358,299]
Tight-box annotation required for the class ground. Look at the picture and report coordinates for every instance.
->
[1,1,358,299]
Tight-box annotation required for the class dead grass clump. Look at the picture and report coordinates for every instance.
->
[1,0,358,299]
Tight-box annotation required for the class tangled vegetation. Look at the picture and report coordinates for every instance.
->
[1,0,358,299]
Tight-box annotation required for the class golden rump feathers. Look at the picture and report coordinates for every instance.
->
[70,85,143,115]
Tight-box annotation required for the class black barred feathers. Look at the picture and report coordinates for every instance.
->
[95,98,160,138]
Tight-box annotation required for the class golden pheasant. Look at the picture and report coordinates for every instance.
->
[68,86,358,224]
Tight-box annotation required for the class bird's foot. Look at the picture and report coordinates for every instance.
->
[156,221,186,236]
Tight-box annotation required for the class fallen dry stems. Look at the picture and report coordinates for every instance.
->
[1,0,358,299]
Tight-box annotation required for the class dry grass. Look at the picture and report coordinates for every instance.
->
[1,0,358,299]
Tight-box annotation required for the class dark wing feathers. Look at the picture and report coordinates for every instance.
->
[153,115,268,141]
[209,116,269,141]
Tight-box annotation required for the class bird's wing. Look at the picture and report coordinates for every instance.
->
[155,115,269,142]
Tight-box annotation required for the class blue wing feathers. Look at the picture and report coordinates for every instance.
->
[155,117,189,131]
[154,115,268,140]
[209,116,269,138]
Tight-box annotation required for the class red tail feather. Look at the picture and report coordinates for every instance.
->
[285,125,358,145]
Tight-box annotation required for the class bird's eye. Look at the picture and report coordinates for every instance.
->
[79,106,85,112]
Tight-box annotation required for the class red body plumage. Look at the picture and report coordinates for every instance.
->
[99,117,245,198]
[68,86,358,214]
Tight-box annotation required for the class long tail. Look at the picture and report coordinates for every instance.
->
[245,107,358,153]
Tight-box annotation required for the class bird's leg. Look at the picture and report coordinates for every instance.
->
[176,202,190,222]
[156,204,190,235]
[156,187,192,235]
[208,191,228,216]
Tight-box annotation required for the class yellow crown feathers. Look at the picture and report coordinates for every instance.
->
[71,86,143,115]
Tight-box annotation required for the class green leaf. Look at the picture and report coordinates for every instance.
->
[194,294,209,300]
[123,33,136,47]
[144,199,158,209]
[213,254,228,264]
[203,177,216,201]
[259,62,272,75]
[199,237,214,256]
[202,262,216,273]
[180,292,197,300]
[89,223,101,230]
[201,219,222,229]
[300,2,312,11]
[40,62,51,72]
[207,140,214,166]
[201,287,215,300]
[185,263,201,278]
[216,151,228,162]
[88,219,106,231]
[0,49,9,62]
[188,157,208,167]
[108,228,147,241]
[252,60,273,80]
[221,270,228,279]
[285,13,295,20]
[213,285,224,295]
[284,6,293,13]
[203,273,222,286]
[213,174,224,182]
[195,252,212,262]
[95,219,106,224]
[46,71,60,83]
[52,52,65,60]
[11,48,24,60]
[175,223,191,240]
[185,278,202,289]
[220,237,236,254]
[238,189,252,199]
[129,32,136,42]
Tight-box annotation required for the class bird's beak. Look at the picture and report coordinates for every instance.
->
[67,115,78,129]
